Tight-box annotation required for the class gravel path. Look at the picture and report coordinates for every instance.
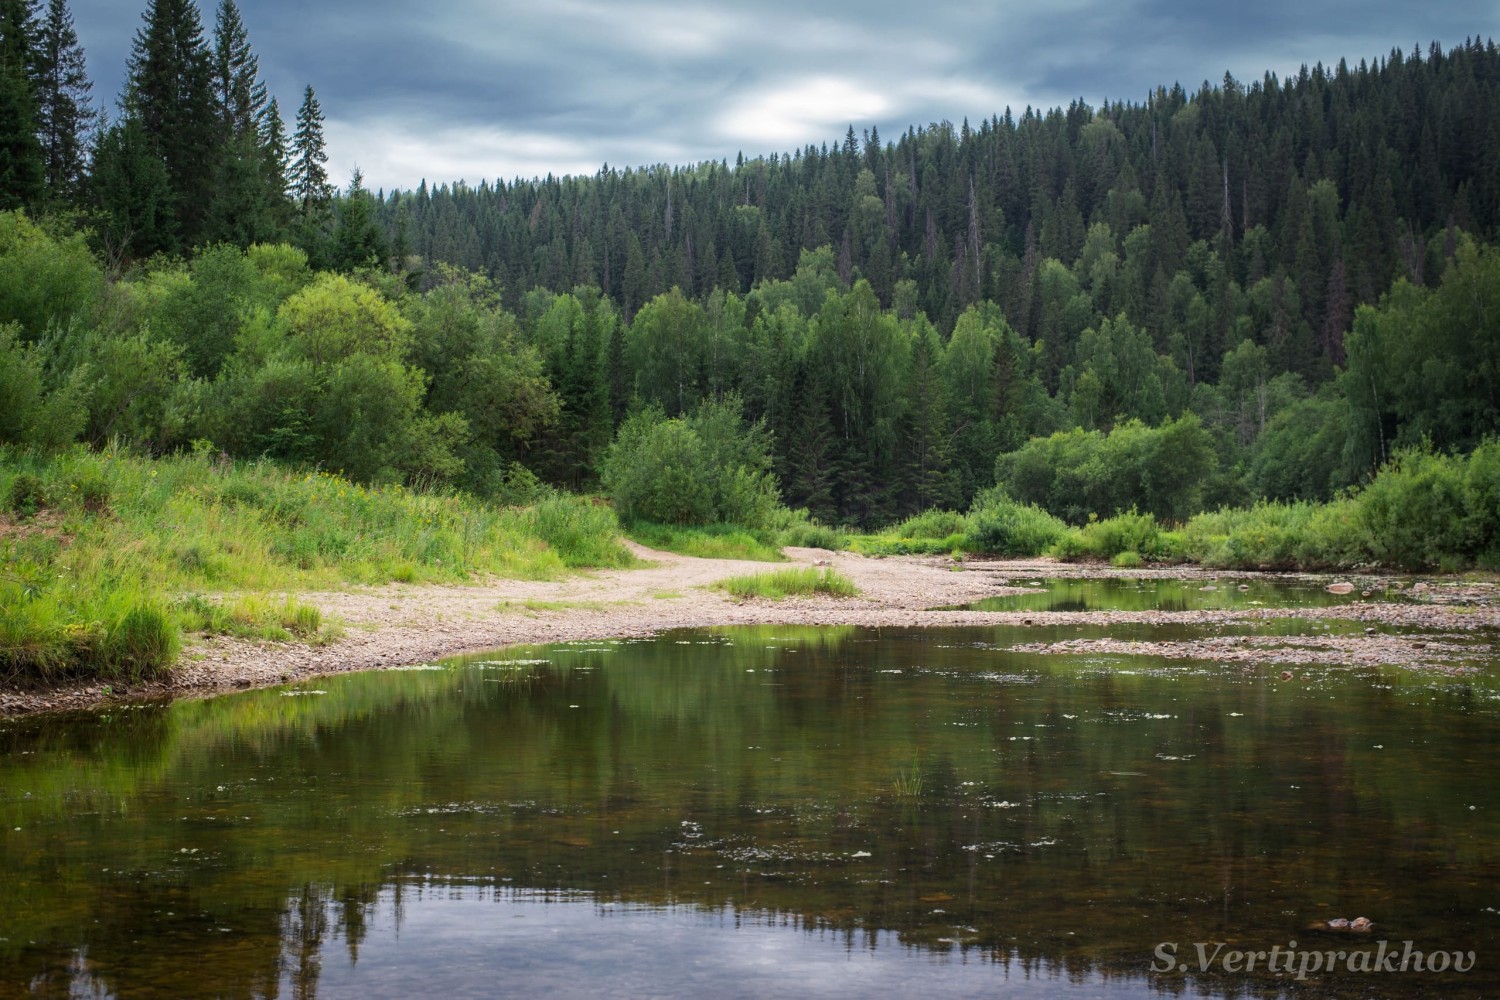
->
[2,547,1495,717]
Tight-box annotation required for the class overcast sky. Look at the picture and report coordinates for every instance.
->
[69,0,1498,193]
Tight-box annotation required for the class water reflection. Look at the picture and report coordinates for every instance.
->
[1,624,1497,997]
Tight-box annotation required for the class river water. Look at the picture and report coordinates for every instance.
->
[2,611,1497,996]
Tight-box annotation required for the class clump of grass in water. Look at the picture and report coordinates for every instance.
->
[714,567,858,601]
[892,754,924,798]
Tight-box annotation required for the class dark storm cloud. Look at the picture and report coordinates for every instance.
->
[69,0,1500,190]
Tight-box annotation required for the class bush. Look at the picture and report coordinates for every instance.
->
[5,471,45,516]
[601,397,781,528]
[894,508,969,540]
[1054,510,1163,561]
[527,494,634,568]
[963,489,1069,556]
[993,414,1216,524]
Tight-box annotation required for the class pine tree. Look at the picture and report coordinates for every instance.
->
[0,0,44,209]
[328,167,388,270]
[289,84,330,216]
[204,0,280,243]
[126,0,217,248]
[32,0,92,203]
[90,110,173,262]
[210,0,261,137]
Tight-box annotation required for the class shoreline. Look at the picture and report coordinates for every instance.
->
[2,546,1496,718]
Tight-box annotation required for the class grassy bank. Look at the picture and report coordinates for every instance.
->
[859,442,1500,573]
[0,445,634,682]
[625,513,847,562]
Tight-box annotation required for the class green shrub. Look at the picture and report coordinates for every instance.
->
[1110,550,1144,568]
[527,494,634,568]
[895,508,969,540]
[779,521,846,550]
[5,471,45,516]
[627,521,786,561]
[601,398,781,528]
[963,489,1068,556]
[1054,510,1162,561]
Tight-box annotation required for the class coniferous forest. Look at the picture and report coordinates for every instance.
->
[3,0,1499,540]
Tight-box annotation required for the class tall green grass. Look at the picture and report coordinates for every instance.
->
[714,567,859,600]
[627,521,789,562]
[0,445,634,681]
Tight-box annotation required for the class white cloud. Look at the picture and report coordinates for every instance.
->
[717,76,891,147]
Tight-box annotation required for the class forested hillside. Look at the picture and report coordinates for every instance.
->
[1,0,1497,530]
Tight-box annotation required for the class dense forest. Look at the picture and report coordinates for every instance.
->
[2,0,1498,531]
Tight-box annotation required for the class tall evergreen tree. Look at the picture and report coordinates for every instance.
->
[90,110,172,261]
[203,0,280,243]
[210,0,261,137]
[32,0,91,203]
[289,84,331,256]
[125,0,217,248]
[0,0,44,209]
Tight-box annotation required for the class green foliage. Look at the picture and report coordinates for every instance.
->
[0,322,89,448]
[175,593,328,643]
[626,522,787,562]
[715,567,858,601]
[5,471,45,515]
[522,494,634,568]
[0,211,102,337]
[963,489,1069,556]
[1180,442,1500,571]
[602,397,781,528]
[1342,244,1500,473]
[994,413,1216,524]
[1052,510,1167,561]
[0,445,633,681]
[894,508,969,540]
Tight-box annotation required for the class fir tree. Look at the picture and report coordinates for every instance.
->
[125,0,217,248]
[0,0,44,209]
[90,110,173,261]
[204,0,280,243]
[32,0,92,203]
[289,84,331,256]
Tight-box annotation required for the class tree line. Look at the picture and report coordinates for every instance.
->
[1,2,1496,528]
[0,0,349,263]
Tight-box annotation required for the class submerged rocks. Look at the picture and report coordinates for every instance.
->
[1315,916,1375,932]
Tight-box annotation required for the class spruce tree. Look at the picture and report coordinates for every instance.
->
[32,0,91,203]
[90,110,173,261]
[125,0,217,248]
[204,0,280,243]
[0,0,44,209]
[289,84,331,257]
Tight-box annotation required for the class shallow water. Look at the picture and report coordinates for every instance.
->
[944,576,1399,613]
[2,623,1497,997]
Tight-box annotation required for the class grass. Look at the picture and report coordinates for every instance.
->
[495,598,634,613]
[174,594,338,644]
[626,521,788,561]
[714,567,859,601]
[892,754,924,798]
[0,444,636,681]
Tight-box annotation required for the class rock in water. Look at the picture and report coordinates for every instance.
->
[1326,582,1355,594]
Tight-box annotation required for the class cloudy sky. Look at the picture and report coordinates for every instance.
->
[70,0,1497,192]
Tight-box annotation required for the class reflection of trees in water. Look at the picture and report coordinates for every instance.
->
[277,881,384,998]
